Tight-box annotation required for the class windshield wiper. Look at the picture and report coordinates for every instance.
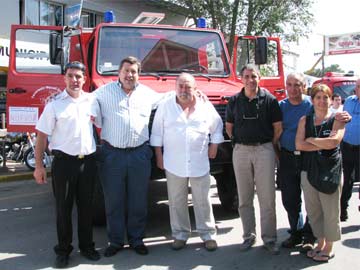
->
[140,72,161,80]
[154,69,187,73]
[194,73,211,81]
[154,69,211,81]
[101,69,118,74]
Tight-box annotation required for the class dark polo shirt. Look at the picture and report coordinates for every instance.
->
[225,87,282,144]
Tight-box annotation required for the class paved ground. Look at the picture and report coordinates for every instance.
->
[0,173,359,270]
[0,161,34,182]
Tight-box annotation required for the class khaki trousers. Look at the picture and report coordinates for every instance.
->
[301,171,342,242]
[232,142,277,243]
[165,171,216,241]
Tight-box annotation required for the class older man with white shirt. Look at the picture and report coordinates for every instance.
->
[150,73,223,251]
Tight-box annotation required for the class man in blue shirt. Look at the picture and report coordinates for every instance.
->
[340,78,360,221]
[278,72,315,252]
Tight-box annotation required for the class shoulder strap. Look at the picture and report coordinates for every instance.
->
[305,113,314,138]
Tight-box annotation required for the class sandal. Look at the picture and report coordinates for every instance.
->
[306,249,320,258]
[313,252,335,263]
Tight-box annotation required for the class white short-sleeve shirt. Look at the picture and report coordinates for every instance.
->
[35,90,99,155]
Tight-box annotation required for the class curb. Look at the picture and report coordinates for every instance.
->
[0,171,51,183]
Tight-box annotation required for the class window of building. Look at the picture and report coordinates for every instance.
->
[81,10,104,28]
[24,0,63,26]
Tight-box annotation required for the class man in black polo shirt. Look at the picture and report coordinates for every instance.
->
[225,64,282,255]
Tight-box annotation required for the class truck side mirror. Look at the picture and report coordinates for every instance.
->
[255,37,267,65]
[49,32,63,65]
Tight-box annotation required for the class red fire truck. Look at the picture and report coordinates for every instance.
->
[5,21,285,224]
[312,71,357,102]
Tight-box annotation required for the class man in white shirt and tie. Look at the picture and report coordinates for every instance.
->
[150,73,224,251]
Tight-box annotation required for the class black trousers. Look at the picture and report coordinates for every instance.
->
[341,142,360,211]
[51,153,97,256]
[279,150,314,239]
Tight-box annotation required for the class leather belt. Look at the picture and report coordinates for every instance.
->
[281,147,301,156]
[52,150,95,160]
[102,140,147,151]
[238,141,270,146]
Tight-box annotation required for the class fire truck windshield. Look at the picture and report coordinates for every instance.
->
[97,26,230,76]
[333,81,356,101]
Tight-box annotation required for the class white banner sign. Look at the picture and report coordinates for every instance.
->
[9,106,39,126]
[0,38,50,68]
[325,32,360,55]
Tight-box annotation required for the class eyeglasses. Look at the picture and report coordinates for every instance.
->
[65,61,86,73]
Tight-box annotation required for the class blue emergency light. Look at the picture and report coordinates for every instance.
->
[104,10,115,23]
[197,17,206,28]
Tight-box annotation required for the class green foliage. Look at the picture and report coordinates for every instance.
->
[149,0,314,53]
[305,64,345,77]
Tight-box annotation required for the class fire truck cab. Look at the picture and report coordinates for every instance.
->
[312,71,357,102]
[6,21,285,223]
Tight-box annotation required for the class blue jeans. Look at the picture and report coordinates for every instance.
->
[98,142,152,247]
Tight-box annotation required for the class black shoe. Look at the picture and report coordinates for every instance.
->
[133,244,149,255]
[80,248,101,261]
[104,245,123,257]
[340,209,348,222]
[54,254,69,269]
[281,235,303,248]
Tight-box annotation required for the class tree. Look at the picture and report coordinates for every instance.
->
[305,64,345,77]
[148,0,314,57]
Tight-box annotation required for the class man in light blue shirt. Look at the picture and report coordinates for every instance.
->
[340,78,360,221]
[94,56,171,257]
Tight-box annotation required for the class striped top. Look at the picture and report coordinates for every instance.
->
[94,81,168,148]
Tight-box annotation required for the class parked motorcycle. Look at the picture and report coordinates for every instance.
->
[23,132,52,171]
[0,132,29,166]
[0,132,52,170]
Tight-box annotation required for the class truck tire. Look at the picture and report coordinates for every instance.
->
[214,164,238,212]
[92,173,106,226]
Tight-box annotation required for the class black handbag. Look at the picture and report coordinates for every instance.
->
[306,151,341,194]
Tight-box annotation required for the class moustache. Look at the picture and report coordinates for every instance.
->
[179,93,191,98]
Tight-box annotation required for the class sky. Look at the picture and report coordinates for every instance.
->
[292,0,360,75]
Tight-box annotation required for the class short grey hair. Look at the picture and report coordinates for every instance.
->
[239,64,260,77]
[286,72,306,86]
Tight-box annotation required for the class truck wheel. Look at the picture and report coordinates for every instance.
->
[92,172,106,226]
[214,164,238,212]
